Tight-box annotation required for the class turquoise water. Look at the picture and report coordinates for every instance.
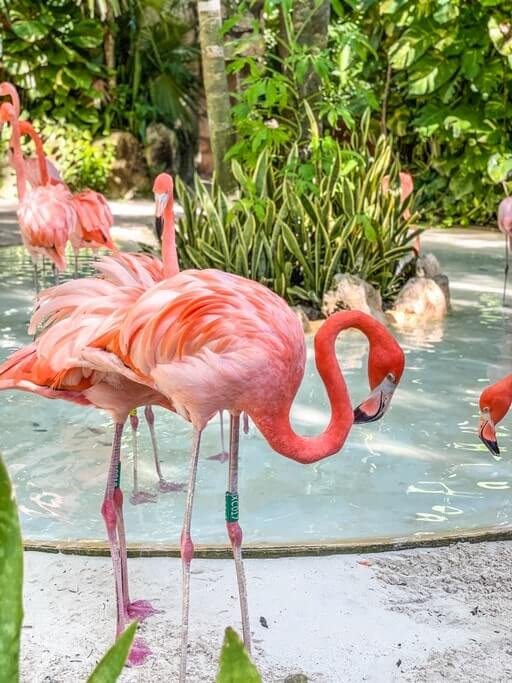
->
[0,231,511,545]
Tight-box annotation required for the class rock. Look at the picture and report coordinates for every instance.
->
[322,274,383,319]
[416,252,442,279]
[386,277,447,325]
[433,273,451,309]
[292,305,310,332]
[98,131,150,199]
[144,123,179,177]
[284,676,309,683]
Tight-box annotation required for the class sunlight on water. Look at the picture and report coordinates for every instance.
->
[1,230,512,545]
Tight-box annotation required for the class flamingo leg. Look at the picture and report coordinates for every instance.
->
[243,412,250,435]
[41,257,46,289]
[206,410,229,463]
[52,263,59,286]
[226,414,251,652]
[129,409,156,505]
[179,427,202,683]
[74,251,79,278]
[33,262,40,294]
[504,235,509,306]
[144,405,184,493]
[101,422,151,666]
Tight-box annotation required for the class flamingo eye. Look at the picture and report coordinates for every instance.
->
[386,372,395,383]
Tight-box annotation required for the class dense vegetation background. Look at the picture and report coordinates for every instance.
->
[1,0,512,225]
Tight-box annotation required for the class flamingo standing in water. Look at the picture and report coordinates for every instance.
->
[71,266,405,680]
[0,100,75,288]
[0,81,115,276]
[497,196,512,304]
[478,374,512,454]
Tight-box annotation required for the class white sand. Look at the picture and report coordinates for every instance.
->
[20,541,512,682]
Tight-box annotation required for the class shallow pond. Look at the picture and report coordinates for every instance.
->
[1,230,511,546]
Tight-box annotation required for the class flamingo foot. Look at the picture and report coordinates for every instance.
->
[130,490,157,505]
[207,451,229,463]
[158,479,185,493]
[127,637,153,667]
[127,599,161,621]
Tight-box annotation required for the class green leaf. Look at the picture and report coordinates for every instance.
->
[11,20,50,42]
[408,56,458,95]
[487,153,512,183]
[87,622,138,683]
[0,456,23,681]
[489,17,512,56]
[216,628,261,683]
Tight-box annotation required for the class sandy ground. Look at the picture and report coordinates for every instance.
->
[21,541,512,682]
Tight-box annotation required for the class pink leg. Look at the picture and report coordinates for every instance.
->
[226,415,251,652]
[144,405,184,492]
[179,428,202,683]
[243,412,250,434]
[102,423,151,666]
[129,409,156,505]
[113,486,160,622]
[207,410,229,463]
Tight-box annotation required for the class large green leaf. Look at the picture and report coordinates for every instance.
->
[216,628,261,683]
[11,20,50,42]
[0,456,23,681]
[408,56,459,95]
[87,622,137,683]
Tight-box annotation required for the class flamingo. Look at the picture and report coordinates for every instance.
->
[67,266,405,680]
[17,121,116,273]
[497,196,512,304]
[0,101,75,289]
[0,277,173,665]
[381,171,419,254]
[478,374,512,455]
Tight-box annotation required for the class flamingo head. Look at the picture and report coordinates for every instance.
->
[0,102,17,157]
[0,82,20,118]
[353,332,405,424]
[478,377,512,456]
[153,173,174,243]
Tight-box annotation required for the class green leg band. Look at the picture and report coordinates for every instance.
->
[114,461,121,489]
[225,491,239,523]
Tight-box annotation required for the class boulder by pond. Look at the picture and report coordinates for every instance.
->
[386,277,448,326]
[322,274,383,320]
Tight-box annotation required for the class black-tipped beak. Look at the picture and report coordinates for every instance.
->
[154,215,163,243]
[479,416,500,455]
[353,392,386,423]
[353,376,396,424]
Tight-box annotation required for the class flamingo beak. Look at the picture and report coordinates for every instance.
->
[353,375,397,424]
[479,411,499,455]
[154,193,168,243]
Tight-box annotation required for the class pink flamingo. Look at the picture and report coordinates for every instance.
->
[478,374,512,455]
[382,171,419,254]
[0,101,75,287]
[75,268,405,680]
[497,196,512,304]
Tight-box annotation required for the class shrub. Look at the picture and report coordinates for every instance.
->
[177,115,419,309]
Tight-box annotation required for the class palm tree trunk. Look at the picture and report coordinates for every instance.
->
[197,0,235,193]
[104,5,116,93]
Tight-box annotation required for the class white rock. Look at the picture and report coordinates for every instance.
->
[386,277,447,326]
[322,274,383,319]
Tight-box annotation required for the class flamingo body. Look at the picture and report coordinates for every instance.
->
[70,190,115,252]
[18,183,75,271]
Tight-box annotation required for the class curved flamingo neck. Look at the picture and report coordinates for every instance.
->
[252,310,387,464]
[0,83,20,118]
[6,114,26,199]
[18,121,49,185]
[162,193,179,278]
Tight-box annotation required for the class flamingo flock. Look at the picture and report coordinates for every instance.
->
[1,78,505,682]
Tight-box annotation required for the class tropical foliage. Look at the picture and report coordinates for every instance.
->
[177,119,418,309]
